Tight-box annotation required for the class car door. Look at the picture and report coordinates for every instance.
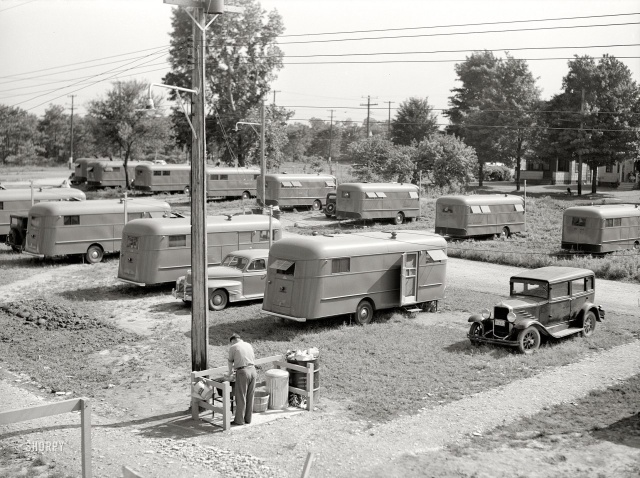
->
[570,276,592,325]
[244,258,267,298]
[546,281,571,333]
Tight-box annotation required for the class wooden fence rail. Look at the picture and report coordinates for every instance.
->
[0,397,92,478]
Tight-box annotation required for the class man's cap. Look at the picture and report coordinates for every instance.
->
[229,333,241,342]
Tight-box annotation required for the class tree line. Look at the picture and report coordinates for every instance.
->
[2,0,638,193]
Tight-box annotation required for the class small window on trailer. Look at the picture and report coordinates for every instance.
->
[270,259,295,275]
[480,205,491,213]
[409,191,419,198]
[63,215,80,226]
[426,249,448,262]
[571,217,586,227]
[325,180,335,187]
[153,171,162,176]
[220,174,229,180]
[281,181,293,187]
[291,180,302,187]
[365,192,378,199]
[0,202,3,210]
[470,205,482,214]
[376,192,387,198]
[126,235,139,250]
[514,204,524,212]
[342,191,350,198]
[162,171,171,176]
[331,257,350,273]
[605,218,622,227]
[112,167,121,172]
[210,174,219,180]
[168,235,186,247]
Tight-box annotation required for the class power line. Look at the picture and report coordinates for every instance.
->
[277,21,640,45]
[278,11,640,38]
[282,56,640,65]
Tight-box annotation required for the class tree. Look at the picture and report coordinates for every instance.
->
[163,0,286,165]
[445,51,541,188]
[415,134,478,188]
[283,123,313,162]
[540,55,640,194]
[87,80,172,188]
[391,97,439,146]
[0,105,41,164]
[38,104,69,162]
[347,136,415,182]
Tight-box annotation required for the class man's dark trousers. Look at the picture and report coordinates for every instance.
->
[234,366,257,425]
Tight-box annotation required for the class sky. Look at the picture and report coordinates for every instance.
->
[1,0,639,128]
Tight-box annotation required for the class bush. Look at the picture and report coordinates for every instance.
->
[484,164,513,181]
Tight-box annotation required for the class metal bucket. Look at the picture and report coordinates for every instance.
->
[265,369,289,410]
[193,380,213,401]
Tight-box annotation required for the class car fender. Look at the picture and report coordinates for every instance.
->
[513,318,543,331]
[468,314,484,324]
[208,279,242,301]
[579,302,603,322]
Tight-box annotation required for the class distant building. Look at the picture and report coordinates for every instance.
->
[520,157,591,185]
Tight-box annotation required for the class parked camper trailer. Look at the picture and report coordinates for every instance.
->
[561,204,640,253]
[0,188,86,242]
[435,194,525,238]
[332,182,420,224]
[134,163,191,194]
[206,167,260,200]
[262,231,447,324]
[23,198,171,263]
[119,215,282,286]
[70,158,98,185]
[257,173,336,210]
[86,160,149,189]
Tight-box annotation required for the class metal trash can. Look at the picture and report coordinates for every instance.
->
[265,369,289,410]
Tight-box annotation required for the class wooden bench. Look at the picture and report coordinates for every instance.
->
[190,354,317,431]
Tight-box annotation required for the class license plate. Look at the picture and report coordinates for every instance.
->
[494,319,506,327]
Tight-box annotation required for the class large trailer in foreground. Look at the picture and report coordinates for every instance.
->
[262,230,447,324]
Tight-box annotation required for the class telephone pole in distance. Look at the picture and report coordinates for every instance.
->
[360,95,378,137]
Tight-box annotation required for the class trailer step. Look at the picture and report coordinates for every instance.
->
[404,307,422,314]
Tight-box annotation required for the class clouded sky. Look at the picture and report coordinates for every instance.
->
[1,0,639,126]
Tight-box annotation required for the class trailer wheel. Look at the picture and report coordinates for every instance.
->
[354,300,374,325]
[312,199,322,211]
[634,241,640,250]
[241,191,251,200]
[501,226,510,238]
[394,211,405,225]
[183,185,191,195]
[85,244,104,264]
[208,289,228,311]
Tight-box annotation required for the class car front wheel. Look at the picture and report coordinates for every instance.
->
[208,289,228,311]
[517,326,540,354]
[582,311,597,337]
[469,322,484,344]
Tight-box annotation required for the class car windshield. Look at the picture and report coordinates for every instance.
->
[511,279,548,299]
[222,255,248,270]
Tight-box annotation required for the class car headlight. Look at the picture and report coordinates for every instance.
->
[481,308,491,319]
[507,312,516,323]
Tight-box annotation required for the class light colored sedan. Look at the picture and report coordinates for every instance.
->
[173,249,269,310]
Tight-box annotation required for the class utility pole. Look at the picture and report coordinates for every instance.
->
[327,109,334,167]
[68,95,76,170]
[577,88,585,196]
[272,90,280,105]
[260,100,266,205]
[385,101,394,139]
[360,95,378,137]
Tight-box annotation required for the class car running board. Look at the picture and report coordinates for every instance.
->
[550,327,583,338]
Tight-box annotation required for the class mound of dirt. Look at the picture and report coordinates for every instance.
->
[0,297,108,331]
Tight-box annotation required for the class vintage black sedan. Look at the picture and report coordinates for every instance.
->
[468,266,604,354]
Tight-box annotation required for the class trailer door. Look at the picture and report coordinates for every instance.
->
[400,252,418,305]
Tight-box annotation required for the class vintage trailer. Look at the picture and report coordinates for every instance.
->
[23,198,171,263]
[86,160,149,189]
[206,167,260,200]
[561,204,640,253]
[118,215,282,286]
[70,158,101,185]
[0,188,86,242]
[134,163,191,194]
[435,194,525,238]
[333,182,420,224]
[262,230,448,324]
[257,173,336,210]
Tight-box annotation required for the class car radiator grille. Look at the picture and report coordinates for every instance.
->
[493,306,511,336]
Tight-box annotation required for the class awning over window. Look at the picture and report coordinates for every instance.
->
[281,181,293,187]
[409,191,419,198]
[514,204,524,212]
[325,181,335,187]
[270,259,294,270]
[427,249,448,261]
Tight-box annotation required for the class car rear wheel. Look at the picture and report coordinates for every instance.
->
[208,289,228,311]
[517,326,540,354]
[354,300,374,325]
[582,311,597,337]
[85,245,104,264]
[325,202,336,216]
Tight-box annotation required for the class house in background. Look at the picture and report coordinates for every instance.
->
[519,157,591,186]
[595,157,638,190]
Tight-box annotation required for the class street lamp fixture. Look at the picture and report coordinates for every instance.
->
[147,83,199,137]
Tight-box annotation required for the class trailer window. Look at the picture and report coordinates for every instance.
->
[154,171,162,176]
[331,257,350,273]
[210,174,219,180]
[365,192,377,199]
[291,181,302,187]
[162,171,171,176]
[325,180,335,187]
[605,218,622,227]
[441,206,453,213]
[342,191,350,198]
[571,217,586,227]
[126,235,139,250]
[220,175,229,180]
[376,192,387,198]
[409,191,419,199]
[112,167,121,172]
[168,235,186,247]
[256,230,270,242]
[127,212,143,220]
[426,249,448,262]
[0,202,3,210]
[63,215,80,226]
[270,259,295,275]
[281,181,293,187]
[514,204,524,212]
[470,206,482,214]
[480,205,491,213]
